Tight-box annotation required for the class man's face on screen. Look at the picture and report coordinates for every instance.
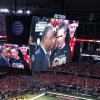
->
[10,48,18,59]
[51,35,57,50]
[69,23,78,38]
[44,29,56,51]
[20,47,28,56]
[57,28,66,48]
[2,48,9,58]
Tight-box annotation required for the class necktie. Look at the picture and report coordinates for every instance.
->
[46,53,50,67]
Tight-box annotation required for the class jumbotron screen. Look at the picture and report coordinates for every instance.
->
[0,15,31,72]
[0,43,31,70]
[30,16,79,71]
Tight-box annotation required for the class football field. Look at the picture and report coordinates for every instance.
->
[10,92,99,100]
[10,93,58,100]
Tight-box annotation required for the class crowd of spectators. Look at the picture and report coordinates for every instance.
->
[51,61,100,76]
[0,74,33,99]
[34,72,100,96]
[0,62,99,99]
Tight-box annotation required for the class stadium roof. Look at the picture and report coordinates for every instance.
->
[0,0,100,21]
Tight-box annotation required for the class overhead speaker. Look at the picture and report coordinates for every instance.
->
[6,15,32,45]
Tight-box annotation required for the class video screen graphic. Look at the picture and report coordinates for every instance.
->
[6,15,31,45]
[0,43,31,70]
[30,16,79,71]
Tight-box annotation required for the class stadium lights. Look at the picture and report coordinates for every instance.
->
[0,8,9,13]
[0,8,31,14]
[16,10,23,14]
[26,10,31,14]
[16,10,31,14]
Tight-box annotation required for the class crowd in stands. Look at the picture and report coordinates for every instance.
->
[0,75,33,99]
[34,72,100,96]
[51,61,100,76]
[0,62,99,99]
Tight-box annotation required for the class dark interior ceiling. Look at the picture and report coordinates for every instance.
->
[0,0,100,9]
[0,0,100,21]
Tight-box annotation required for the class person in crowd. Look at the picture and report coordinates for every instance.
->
[51,22,71,67]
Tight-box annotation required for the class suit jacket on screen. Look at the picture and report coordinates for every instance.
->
[0,55,11,67]
[33,46,49,71]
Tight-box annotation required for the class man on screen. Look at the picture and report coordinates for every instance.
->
[68,21,79,57]
[68,20,79,38]
[20,46,31,69]
[10,47,29,69]
[51,22,71,67]
[0,47,11,67]
[33,25,57,71]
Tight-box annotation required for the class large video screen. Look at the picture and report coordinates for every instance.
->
[0,43,31,70]
[30,16,79,71]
